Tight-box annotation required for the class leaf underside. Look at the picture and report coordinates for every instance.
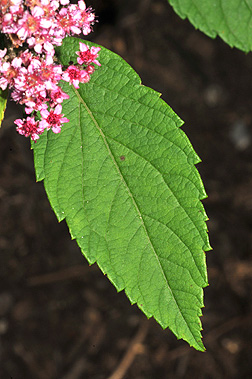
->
[33,37,211,351]
[168,0,252,52]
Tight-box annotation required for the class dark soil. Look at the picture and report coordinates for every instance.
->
[1,1,252,378]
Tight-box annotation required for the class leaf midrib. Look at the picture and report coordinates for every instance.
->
[73,86,200,345]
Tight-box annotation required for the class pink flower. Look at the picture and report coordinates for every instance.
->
[19,49,33,66]
[14,116,45,141]
[62,65,89,88]
[74,1,95,35]
[24,91,48,113]
[0,61,19,88]
[85,65,95,75]
[0,0,101,140]
[76,43,101,66]
[40,104,69,133]
[50,87,69,106]
[55,7,81,36]
[17,7,45,41]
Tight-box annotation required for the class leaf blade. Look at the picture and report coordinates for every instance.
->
[168,0,252,52]
[33,37,210,350]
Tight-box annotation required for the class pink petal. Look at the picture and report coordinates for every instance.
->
[73,80,80,89]
[78,0,86,11]
[61,117,69,123]
[54,104,62,114]
[52,125,61,133]
[40,18,52,28]
[40,109,49,119]
[17,27,28,40]
[39,120,48,129]
[0,49,7,58]
[32,6,44,17]
[91,46,101,54]
[79,42,88,52]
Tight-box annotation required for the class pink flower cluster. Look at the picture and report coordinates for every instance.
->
[0,0,96,55]
[0,0,101,140]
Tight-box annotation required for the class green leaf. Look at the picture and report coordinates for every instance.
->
[168,0,252,52]
[33,37,210,351]
[0,88,8,128]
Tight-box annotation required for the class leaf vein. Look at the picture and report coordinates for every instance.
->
[74,87,199,344]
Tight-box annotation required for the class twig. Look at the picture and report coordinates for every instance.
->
[61,357,87,379]
[205,313,252,343]
[26,264,89,286]
[108,319,149,379]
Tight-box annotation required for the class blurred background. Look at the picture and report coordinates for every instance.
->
[1,0,252,377]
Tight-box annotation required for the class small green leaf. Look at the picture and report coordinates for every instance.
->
[0,88,8,128]
[168,0,252,52]
[33,37,210,351]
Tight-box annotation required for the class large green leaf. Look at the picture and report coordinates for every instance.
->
[168,0,252,52]
[0,88,8,128]
[33,37,210,351]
